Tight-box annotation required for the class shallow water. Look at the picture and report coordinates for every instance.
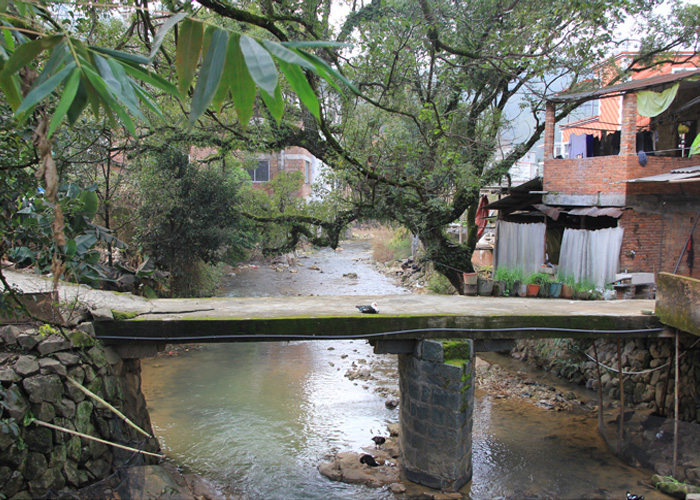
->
[141,240,666,499]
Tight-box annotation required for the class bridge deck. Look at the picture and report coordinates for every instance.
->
[94,294,664,343]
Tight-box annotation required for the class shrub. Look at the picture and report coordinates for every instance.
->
[428,272,457,295]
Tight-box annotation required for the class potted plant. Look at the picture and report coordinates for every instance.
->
[525,271,550,297]
[548,276,563,298]
[573,279,596,300]
[560,275,575,299]
[494,267,524,297]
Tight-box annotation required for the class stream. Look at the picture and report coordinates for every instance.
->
[141,240,667,500]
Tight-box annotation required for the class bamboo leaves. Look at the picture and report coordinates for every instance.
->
[0,9,354,137]
[189,28,227,126]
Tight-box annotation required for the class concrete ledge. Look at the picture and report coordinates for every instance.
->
[656,273,700,336]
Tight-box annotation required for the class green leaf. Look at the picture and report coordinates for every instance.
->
[119,61,180,96]
[94,53,146,122]
[47,67,80,137]
[261,40,316,71]
[278,59,319,120]
[33,41,70,88]
[75,234,98,254]
[82,64,137,135]
[281,41,352,49]
[299,51,360,95]
[202,25,216,57]
[16,62,76,115]
[149,12,187,60]
[260,84,283,124]
[66,78,88,124]
[227,34,256,128]
[90,46,150,66]
[133,83,164,119]
[176,18,203,96]
[63,240,77,258]
[189,28,228,126]
[0,35,62,78]
[0,70,22,110]
[78,190,99,217]
[239,35,277,96]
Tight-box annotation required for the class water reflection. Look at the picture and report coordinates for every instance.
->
[143,341,397,500]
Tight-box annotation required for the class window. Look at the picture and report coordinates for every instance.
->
[248,160,269,182]
[304,160,311,184]
[578,98,600,117]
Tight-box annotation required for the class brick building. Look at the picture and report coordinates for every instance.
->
[489,68,700,287]
[190,146,325,200]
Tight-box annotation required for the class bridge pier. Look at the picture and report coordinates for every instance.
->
[376,339,475,491]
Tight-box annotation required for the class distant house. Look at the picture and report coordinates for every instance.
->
[190,145,326,200]
[488,65,700,288]
[246,147,326,200]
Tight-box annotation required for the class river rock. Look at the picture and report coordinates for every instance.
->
[23,451,48,481]
[3,385,28,422]
[16,333,40,350]
[39,357,67,377]
[53,351,79,366]
[25,427,53,453]
[23,374,64,403]
[37,335,71,355]
[0,366,20,383]
[318,452,399,487]
[14,355,39,377]
[0,325,21,345]
[77,465,198,500]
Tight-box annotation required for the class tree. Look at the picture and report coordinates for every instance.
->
[194,0,699,291]
[135,148,256,296]
[0,0,348,289]
[1,0,698,295]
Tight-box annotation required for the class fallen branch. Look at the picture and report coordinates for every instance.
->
[66,377,152,439]
[32,419,164,459]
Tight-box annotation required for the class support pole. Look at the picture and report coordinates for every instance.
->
[673,330,680,477]
[616,339,625,455]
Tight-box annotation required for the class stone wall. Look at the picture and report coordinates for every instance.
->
[0,323,160,499]
[511,333,700,423]
[398,340,474,491]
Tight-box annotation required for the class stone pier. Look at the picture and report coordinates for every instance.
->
[378,339,475,491]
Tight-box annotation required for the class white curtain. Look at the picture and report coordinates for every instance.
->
[495,221,546,275]
[558,227,624,287]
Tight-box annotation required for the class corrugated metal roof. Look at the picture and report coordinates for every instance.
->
[568,207,623,218]
[626,165,700,183]
[549,69,700,103]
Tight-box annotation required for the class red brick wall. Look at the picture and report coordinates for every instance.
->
[621,183,700,279]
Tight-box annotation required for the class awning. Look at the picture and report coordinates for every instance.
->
[532,204,623,221]
[625,165,700,183]
[549,69,700,103]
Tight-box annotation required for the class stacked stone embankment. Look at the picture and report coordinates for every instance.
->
[0,323,160,499]
[512,334,700,423]
[512,334,700,483]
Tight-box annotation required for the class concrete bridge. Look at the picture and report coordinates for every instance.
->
[90,293,666,491]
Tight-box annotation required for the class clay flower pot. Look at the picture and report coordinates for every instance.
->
[526,283,541,297]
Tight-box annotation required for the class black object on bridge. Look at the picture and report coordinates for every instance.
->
[356,302,379,314]
[360,454,380,467]
[626,492,644,500]
[372,436,386,448]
